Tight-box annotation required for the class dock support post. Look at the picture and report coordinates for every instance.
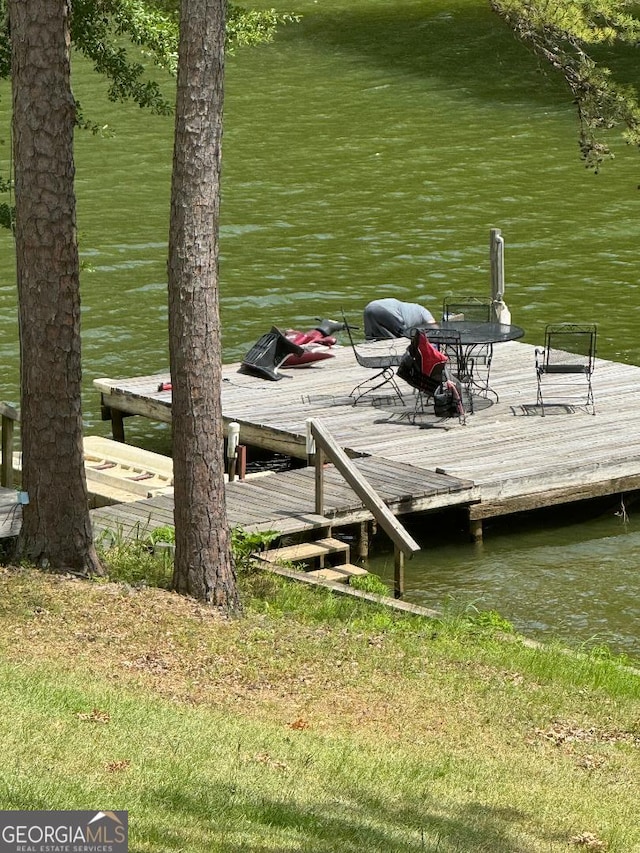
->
[111,409,126,443]
[394,547,405,599]
[357,521,369,559]
[469,517,483,542]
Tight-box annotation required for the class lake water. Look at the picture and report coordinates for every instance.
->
[0,0,638,658]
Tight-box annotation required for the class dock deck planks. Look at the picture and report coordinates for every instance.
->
[93,339,640,532]
[90,458,474,541]
[0,488,22,538]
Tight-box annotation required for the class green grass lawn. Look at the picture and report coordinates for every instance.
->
[0,563,638,852]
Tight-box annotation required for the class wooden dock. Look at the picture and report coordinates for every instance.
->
[89,455,474,544]
[93,337,640,539]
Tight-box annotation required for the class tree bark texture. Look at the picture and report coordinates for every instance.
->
[10,0,100,573]
[168,0,239,608]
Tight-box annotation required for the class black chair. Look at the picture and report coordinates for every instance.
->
[342,312,405,405]
[397,330,466,424]
[535,323,597,415]
[442,295,495,399]
[424,327,472,415]
[239,326,305,381]
[442,295,493,323]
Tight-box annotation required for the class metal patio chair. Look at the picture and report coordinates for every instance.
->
[397,330,466,424]
[342,311,405,405]
[535,323,597,415]
[442,294,495,399]
[425,327,472,415]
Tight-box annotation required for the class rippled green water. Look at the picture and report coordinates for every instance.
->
[0,0,639,656]
[372,503,640,658]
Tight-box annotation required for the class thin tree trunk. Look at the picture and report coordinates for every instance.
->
[168,0,239,608]
[10,0,100,573]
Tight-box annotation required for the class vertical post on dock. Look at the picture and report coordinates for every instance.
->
[490,227,511,324]
[111,409,126,443]
[357,521,370,559]
[236,445,247,481]
[307,419,326,516]
[314,445,325,516]
[227,421,240,481]
[469,517,483,543]
[306,418,316,466]
[394,547,405,599]
[1,410,15,488]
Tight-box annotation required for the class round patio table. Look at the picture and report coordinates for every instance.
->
[421,320,526,404]
[436,320,525,345]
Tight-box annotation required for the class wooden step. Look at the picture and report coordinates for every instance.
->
[243,513,333,537]
[305,568,351,583]
[306,563,369,583]
[257,537,350,565]
[335,563,369,577]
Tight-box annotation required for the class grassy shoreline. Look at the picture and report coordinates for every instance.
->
[1,565,638,852]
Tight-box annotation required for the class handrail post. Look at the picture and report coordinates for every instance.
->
[314,444,325,516]
[308,418,420,585]
[308,417,325,515]
[305,418,315,466]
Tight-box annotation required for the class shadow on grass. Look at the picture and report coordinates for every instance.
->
[138,779,542,852]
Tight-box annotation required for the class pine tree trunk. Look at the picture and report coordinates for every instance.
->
[168,0,239,608]
[10,0,100,573]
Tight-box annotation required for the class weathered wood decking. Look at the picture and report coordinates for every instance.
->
[0,488,23,538]
[90,455,474,542]
[93,338,640,536]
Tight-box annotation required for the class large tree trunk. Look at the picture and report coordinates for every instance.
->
[168,0,239,608]
[10,0,100,574]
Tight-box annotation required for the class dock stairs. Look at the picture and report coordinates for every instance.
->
[255,533,369,584]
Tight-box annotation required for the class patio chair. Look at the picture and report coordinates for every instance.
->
[342,312,405,405]
[425,327,472,415]
[397,330,466,424]
[239,326,305,381]
[442,294,493,323]
[535,323,597,415]
[442,295,495,399]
